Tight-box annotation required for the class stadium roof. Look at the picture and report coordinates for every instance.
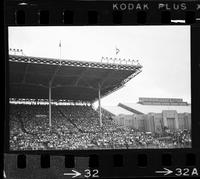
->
[118,103,191,114]
[102,106,133,116]
[9,55,142,102]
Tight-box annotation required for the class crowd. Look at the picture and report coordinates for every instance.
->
[9,104,192,150]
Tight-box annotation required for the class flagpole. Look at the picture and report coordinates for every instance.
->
[59,40,61,60]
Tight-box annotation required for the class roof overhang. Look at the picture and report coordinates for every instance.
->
[9,55,142,102]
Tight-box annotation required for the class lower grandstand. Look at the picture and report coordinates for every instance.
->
[9,55,191,150]
[9,103,191,150]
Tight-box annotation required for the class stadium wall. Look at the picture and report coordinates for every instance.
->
[113,111,191,133]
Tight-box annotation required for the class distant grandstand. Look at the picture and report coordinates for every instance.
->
[102,97,191,135]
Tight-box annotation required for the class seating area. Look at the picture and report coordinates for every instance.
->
[9,104,191,150]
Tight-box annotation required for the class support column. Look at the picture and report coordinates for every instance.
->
[175,112,179,130]
[49,83,52,128]
[98,86,102,127]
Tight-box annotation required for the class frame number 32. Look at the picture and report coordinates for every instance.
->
[84,169,99,178]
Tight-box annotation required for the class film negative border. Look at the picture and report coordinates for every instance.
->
[4,150,200,178]
[4,1,200,25]
[4,0,200,178]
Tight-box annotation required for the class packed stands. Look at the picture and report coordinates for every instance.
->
[9,104,191,150]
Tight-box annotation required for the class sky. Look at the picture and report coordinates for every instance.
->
[8,26,191,107]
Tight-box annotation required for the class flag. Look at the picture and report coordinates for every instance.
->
[59,41,61,47]
[115,47,120,55]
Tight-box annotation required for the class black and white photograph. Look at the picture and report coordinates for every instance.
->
[9,26,191,150]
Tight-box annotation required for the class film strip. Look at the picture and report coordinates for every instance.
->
[4,0,200,178]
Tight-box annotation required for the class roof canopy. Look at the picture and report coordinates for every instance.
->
[102,106,133,116]
[119,103,191,114]
[9,55,142,102]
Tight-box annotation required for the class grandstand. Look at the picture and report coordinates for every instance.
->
[9,54,148,150]
[9,55,142,127]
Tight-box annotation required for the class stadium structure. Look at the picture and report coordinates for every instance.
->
[9,55,192,150]
[9,54,142,128]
